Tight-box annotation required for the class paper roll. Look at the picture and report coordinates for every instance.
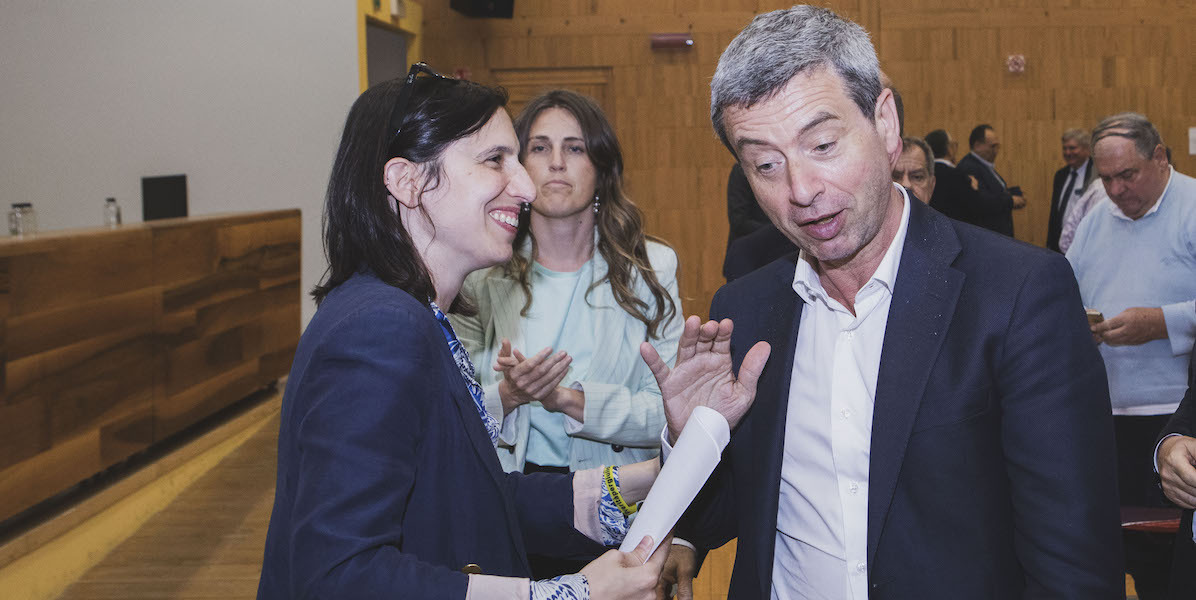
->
[619,406,731,559]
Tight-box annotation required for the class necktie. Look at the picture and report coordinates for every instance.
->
[1059,169,1077,210]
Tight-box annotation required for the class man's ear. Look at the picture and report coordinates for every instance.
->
[874,88,902,165]
[384,157,421,209]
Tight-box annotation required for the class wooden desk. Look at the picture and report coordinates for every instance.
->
[1121,506,1183,534]
[0,210,301,523]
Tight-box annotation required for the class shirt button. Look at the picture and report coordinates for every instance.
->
[856,561,867,573]
[840,408,852,419]
[844,331,854,339]
[849,482,859,494]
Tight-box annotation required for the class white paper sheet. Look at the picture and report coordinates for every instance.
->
[619,406,731,560]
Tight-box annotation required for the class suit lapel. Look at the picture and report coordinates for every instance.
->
[745,268,804,595]
[434,316,533,565]
[866,202,964,565]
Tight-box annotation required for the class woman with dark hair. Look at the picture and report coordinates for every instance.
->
[254,66,690,599]
[452,89,680,476]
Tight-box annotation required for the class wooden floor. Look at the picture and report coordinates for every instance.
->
[47,406,738,600]
[44,407,1132,600]
[56,413,279,599]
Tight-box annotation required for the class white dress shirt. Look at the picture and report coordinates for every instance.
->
[772,185,911,600]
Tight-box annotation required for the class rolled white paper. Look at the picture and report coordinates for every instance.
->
[619,406,731,559]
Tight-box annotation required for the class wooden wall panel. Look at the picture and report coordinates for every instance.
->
[423,0,1196,318]
[0,210,300,523]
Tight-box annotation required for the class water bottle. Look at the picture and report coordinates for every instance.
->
[8,202,36,236]
[103,197,122,227]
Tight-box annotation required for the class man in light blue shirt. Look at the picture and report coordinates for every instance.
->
[1066,112,1196,599]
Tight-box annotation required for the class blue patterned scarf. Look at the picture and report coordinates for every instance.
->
[430,302,500,447]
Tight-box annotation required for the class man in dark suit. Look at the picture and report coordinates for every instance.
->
[1156,353,1196,599]
[1047,128,1097,252]
[957,124,1026,236]
[923,128,986,226]
[666,6,1124,598]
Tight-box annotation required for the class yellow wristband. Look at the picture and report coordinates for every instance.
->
[604,465,637,516]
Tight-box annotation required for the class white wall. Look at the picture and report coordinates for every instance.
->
[0,0,360,326]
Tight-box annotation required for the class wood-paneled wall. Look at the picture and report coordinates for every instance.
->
[0,211,300,524]
[420,0,1195,319]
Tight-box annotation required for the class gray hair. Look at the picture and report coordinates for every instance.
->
[710,5,882,154]
[1091,112,1163,160]
[1061,128,1090,148]
[902,137,934,174]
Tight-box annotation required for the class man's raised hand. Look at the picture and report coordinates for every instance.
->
[640,316,770,444]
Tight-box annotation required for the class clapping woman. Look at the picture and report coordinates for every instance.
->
[452,90,681,477]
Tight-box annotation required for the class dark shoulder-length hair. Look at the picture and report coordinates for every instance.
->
[312,72,508,310]
[508,89,677,339]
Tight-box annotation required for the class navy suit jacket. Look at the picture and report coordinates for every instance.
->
[957,152,1016,237]
[257,273,603,599]
[930,161,984,228]
[681,198,1124,598]
[1047,158,1096,252]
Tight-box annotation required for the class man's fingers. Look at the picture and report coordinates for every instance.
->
[711,318,734,355]
[1164,485,1196,510]
[676,316,702,362]
[737,341,772,397]
[644,534,672,570]
[498,338,512,358]
[696,319,720,354]
[677,574,695,600]
[641,341,669,385]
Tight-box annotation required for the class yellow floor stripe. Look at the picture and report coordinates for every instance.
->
[0,414,275,600]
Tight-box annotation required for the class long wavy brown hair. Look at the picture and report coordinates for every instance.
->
[509,90,676,339]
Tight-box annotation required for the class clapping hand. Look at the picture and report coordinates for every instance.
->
[494,339,572,416]
[640,316,771,444]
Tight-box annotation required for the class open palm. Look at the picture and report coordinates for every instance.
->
[641,316,771,443]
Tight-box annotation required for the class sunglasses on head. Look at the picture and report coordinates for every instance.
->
[387,62,453,144]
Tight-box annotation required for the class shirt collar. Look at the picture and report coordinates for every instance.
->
[1107,165,1174,221]
[934,158,954,168]
[1073,159,1088,182]
[792,183,911,307]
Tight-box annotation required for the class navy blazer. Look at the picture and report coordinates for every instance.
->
[681,199,1124,598]
[257,273,603,599]
[957,152,1016,237]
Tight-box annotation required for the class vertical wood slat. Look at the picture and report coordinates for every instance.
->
[0,210,301,524]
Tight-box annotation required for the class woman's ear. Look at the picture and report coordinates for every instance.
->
[384,157,421,209]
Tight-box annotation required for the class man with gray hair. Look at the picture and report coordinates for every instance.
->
[1066,112,1196,599]
[1047,128,1097,252]
[660,5,1123,598]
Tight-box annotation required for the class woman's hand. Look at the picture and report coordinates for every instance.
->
[494,339,572,415]
[640,316,770,444]
[581,535,670,600]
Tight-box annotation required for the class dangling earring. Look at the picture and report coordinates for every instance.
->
[520,202,530,214]
[592,194,600,215]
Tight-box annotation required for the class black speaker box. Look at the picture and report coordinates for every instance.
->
[450,0,513,18]
[142,174,189,221]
